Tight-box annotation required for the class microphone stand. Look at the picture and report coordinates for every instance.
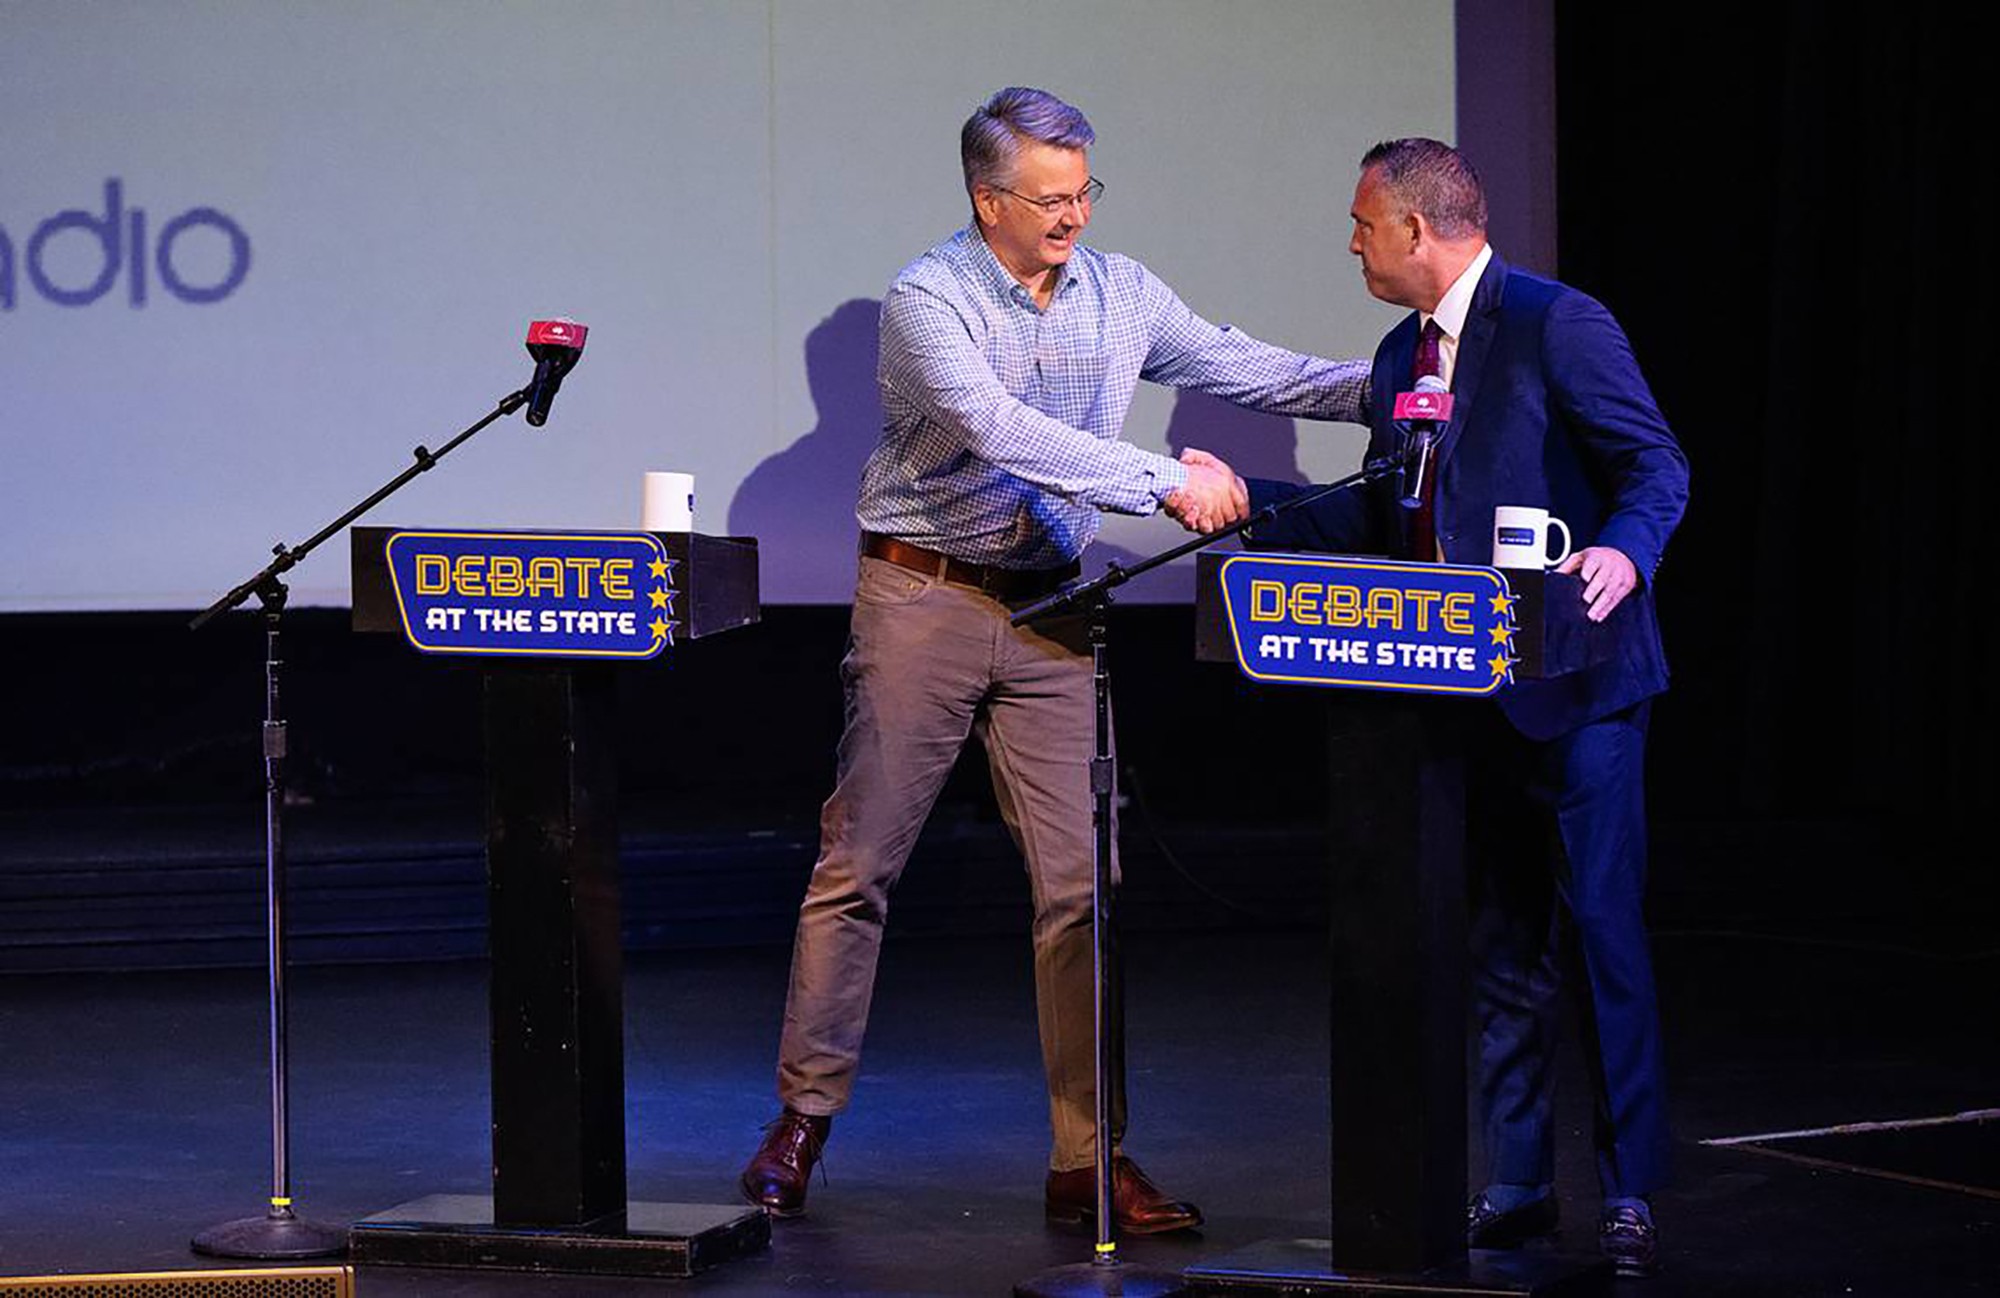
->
[188,384,530,1260]
[1010,458,1397,1298]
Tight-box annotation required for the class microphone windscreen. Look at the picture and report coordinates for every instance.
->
[527,318,588,353]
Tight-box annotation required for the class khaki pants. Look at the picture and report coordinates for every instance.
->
[775,555,1124,1171]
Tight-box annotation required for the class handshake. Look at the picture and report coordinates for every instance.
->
[1162,447,1249,534]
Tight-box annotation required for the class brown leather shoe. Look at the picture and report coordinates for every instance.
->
[1045,1155,1203,1235]
[739,1109,830,1217]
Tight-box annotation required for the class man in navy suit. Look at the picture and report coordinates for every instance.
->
[1236,138,1689,1277]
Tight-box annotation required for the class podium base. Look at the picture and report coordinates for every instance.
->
[347,1194,768,1278]
[1182,1239,1613,1296]
[1015,1258,1192,1298]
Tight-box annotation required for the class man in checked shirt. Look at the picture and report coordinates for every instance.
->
[740,86,1370,1231]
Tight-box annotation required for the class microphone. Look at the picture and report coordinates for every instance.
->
[1391,374,1453,509]
[524,318,589,427]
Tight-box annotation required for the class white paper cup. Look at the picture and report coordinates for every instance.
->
[642,471,695,532]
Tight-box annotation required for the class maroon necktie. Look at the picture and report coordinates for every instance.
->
[1407,318,1444,561]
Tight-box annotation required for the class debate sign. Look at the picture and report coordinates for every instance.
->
[384,530,676,660]
[1218,553,1518,695]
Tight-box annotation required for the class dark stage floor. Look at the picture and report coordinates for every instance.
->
[2,910,1996,1295]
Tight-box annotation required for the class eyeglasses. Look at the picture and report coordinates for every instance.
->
[991,177,1104,216]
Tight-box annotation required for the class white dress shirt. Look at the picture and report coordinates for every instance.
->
[1423,242,1493,388]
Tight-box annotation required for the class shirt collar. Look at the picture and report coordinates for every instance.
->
[1424,242,1492,341]
[966,222,1074,303]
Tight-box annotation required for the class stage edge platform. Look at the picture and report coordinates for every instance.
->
[1184,1239,1613,1297]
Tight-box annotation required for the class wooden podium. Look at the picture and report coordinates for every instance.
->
[343,526,769,1279]
[1181,553,1615,1298]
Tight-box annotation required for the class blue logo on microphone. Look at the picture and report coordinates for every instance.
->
[0,179,252,309]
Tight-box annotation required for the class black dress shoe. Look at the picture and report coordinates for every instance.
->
[1466,1191,1560,1248]
[739,1109,830,1217]
[1599,1202,1659,1278]
[1046,1155,1203,1235]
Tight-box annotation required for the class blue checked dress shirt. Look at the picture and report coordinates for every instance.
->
[860,225,1371,569]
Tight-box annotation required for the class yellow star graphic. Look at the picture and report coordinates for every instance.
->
[650,616,669,640]
[1487,653,1512,677]
[1488,625,1512,645]
[648,557,669,580]
[649,587,670,609]
[1487,590,1516,616]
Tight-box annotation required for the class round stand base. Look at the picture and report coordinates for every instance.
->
[192,1210,349,1260]
[1015,1259,1190,1298]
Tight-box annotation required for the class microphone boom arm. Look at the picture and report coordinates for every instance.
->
[1011,455,1402,628]
[190,385,530,630]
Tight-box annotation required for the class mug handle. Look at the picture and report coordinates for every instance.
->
[1545,517,1573,567]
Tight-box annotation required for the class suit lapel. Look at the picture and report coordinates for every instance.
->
[1375,313,1422,555]
[1440,253,1506,465]
[1380,312,1420,425]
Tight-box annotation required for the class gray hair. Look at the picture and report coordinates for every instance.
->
[1360,138,1488,240]
[961,86,1095,200]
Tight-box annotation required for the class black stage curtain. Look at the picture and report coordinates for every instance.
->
[1555,5,1991,852]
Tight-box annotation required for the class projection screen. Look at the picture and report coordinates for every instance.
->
[0,0,1462,609]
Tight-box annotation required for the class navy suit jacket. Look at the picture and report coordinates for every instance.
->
[1249,254,1689,741]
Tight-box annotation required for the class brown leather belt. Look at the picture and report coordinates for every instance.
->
[861,533,1080,600]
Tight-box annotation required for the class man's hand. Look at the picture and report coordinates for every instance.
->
[1555,546,1638,622]
[1163,447,1249,534]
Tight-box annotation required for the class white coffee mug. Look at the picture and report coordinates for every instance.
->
[642,471,695,532]
[1491,505,1572,569]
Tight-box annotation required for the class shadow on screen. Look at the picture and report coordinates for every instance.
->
[728,298,883,602]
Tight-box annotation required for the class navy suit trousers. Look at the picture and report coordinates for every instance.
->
[1466,701,1670,1199]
